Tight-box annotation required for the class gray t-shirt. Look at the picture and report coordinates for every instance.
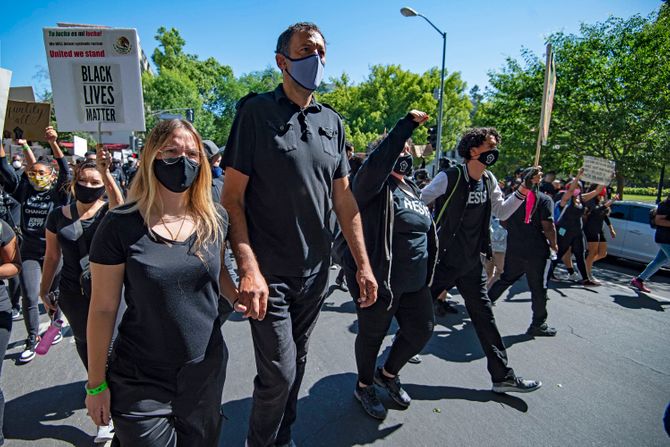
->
[224,85,349,277]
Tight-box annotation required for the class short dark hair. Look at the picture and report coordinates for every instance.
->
[276,22,325,55]
[456,127,500,159]
[345,141,354,152]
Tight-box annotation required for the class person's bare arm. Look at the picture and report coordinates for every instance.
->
[45,126,64,159]
[86,262,124,427]
[332,176,377,307]
[221,167,268,320]
[0,235,20,279]
[541,220,559,252]
[582,184,605,202]
[96,145,124,208]
[655,214,670,228]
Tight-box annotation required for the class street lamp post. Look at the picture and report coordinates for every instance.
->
[401,6,447,175]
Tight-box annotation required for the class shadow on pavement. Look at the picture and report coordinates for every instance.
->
[4,380,91,446]
[221,373,401,447]
[402,383,528,412]
[611,293,670,312]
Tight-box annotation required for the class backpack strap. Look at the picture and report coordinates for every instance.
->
[69,203,88,259]
[435,165,463,224]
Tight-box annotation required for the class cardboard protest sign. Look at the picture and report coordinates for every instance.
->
[582,156,616,185]
[9,86,36,102]
[73,135,88,157]
[43,27,145,132]
[3,101,51,140]
[0,69,12,138]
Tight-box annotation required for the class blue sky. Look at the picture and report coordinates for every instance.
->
[0,0,662,95]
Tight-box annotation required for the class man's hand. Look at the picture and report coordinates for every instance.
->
[355,265,378,308]
[408,110,429,125]
[45,126,58,144]
[237,268,269,320]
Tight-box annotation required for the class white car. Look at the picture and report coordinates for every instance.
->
[605,201,670,266]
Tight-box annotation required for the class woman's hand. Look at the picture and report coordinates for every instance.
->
[408,110,429,125]
[85,387,111,426]
[96,144,112,174]
[45,127,58,144]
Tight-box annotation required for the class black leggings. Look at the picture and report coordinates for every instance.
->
[0,310,12,446]
[58,290,90,368]
[549,230,587,280]
[345,269,434,386]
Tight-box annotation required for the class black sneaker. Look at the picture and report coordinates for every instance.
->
[374,367,411,408]
[527,323,557,337]
[19,335,40,364]
[492,377,542,394]
[354,384,387,420]
[434,300,458,316]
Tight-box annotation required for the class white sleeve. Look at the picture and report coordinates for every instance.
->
[421,171,449,205]
[489,171,526,220]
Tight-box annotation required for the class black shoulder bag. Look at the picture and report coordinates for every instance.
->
[70,203,92,299]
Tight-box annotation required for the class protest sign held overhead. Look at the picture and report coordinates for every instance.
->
[43,27,145,132]
[9,86,36,102]
[0,69,12,137]
[3,100,51,140]
[582,156,616,185]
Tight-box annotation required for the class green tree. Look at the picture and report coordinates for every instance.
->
[475,9,670,194]
[319,65,472,161]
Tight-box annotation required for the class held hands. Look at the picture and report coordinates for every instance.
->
[408,110,429,125]
[355,266,378,308]
[237,268,269,320]
[45,126,58,145]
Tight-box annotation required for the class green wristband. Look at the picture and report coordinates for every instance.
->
[85,380,108,396]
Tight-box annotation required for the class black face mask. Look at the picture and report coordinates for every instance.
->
[393,155,413,176]
[75,184,106,204]
[153,157,200,193]
[476,149,500,167]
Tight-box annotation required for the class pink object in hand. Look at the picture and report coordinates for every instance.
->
[524,190,536,224]
[36,319,63,355]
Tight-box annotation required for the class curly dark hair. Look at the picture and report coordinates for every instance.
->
[275,22,326,56]
[456,127,501,159]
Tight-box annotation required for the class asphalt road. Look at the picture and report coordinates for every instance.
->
[2,258,669,446]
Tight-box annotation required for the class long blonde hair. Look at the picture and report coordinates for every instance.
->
[119,119,222,253]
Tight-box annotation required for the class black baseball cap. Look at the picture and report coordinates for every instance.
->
[202,140,223,160]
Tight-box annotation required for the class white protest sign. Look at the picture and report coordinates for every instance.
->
[0,68,12,137]
[43,27,145,132]
[73,135,88,157]
[582,156,616,185]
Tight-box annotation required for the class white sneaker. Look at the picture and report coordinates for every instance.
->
[567,272,581,282]
[94,421,114,443]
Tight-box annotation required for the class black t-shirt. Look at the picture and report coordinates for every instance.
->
[0,220,16,312]
[505,192,554,257]
[556,198,585,232]
[450,176,487,270]
[223,85,349,276]
[390,181,431,292]
[89,205,226,366]
[584,201,609,235]
[0,193,21,230]
[655,200,670,244]
[46,203,109,295]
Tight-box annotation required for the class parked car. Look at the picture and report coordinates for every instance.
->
[605,201,670,267]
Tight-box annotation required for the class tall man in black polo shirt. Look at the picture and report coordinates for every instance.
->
[489,168,559,336]
[421,128,542,394]
[223,22,377,447]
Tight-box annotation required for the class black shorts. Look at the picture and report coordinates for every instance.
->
[585,228,606,243]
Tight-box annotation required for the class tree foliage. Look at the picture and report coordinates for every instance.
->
[319,65,472,160]
[475,9,670,193]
